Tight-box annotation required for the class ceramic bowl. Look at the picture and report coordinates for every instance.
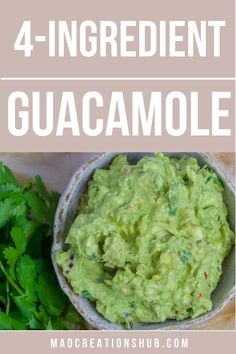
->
[51,153,235,330]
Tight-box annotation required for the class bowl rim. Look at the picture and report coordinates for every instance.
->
[51,152,235,330]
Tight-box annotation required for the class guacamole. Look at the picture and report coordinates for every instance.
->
[56,153,234,327]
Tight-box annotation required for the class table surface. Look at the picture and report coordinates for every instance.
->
[0,152,235,330]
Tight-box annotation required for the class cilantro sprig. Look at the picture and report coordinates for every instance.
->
[0,162,82,330]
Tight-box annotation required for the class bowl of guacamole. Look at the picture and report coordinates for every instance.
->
[52,153,235,330]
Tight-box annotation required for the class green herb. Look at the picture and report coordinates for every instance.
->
[0,162,82,330]
[128,300,135,308]
[82,289,91,299]
[88,252,97,261]
[183,176,193,187]
[205,176,213,184]
[168,183,179,217]
[180,250,192,263]
[199,165,208,173]
[169,195,178,216]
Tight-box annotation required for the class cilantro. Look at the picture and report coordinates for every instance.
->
[203,173,223,193]
[205,176,213,184]
[16,255,37,301]
[168,192,178,217]
[183,176,193,187]
[0,162,82,330]
[24,191,51,225]
[180,249,192,263]
[12,295,37,320]
[88,252,97,261]
[0,162,18,186]
[0,312,27,330]
[0,199,15,228]
[82,289,91,299]
[36,272,67,317]
[199,165,208,173]
[11,227,27,256]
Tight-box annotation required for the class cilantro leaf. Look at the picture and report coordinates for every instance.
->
[62,304,83,330]
[35,175,51,202]
[36,272,67,317]
[11,227,27,256]
[180,249,192,263]
[0,199,14,228]
[0,162,82,330]
[3,246,19,279]
[24,191,50,225]
[16,255,37,301]
[82,289,91,299]
[12,295,37,321]
[0,312,27,330]
[0,162,18,187]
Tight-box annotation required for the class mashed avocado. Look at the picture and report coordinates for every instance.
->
[56,153,234,327]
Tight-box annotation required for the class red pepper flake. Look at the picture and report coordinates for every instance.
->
[204,271,208,279]
[197,292,203,299]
